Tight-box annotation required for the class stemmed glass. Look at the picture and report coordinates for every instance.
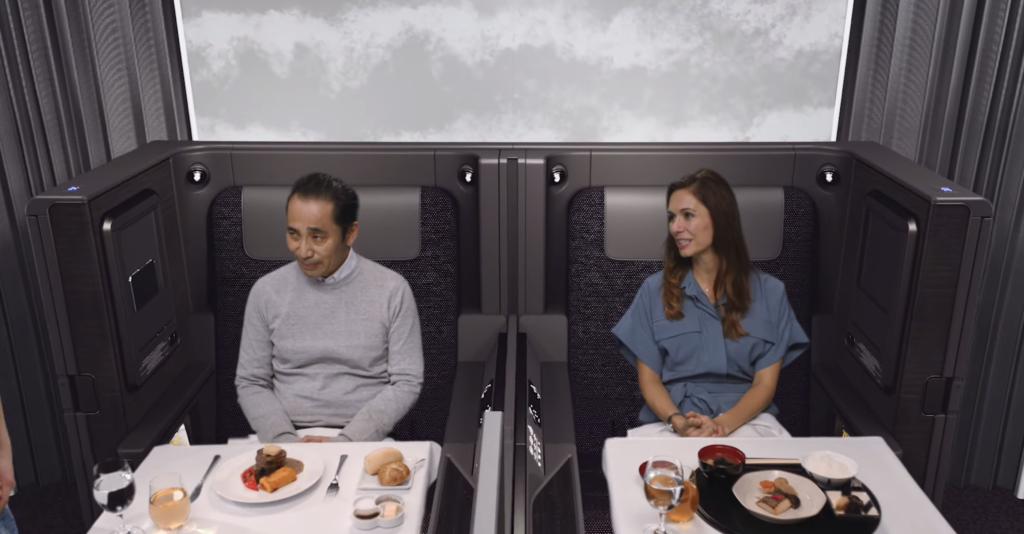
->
[93,459,144,534]
[643,455,685,534]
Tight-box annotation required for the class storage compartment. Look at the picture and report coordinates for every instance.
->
[845,191,918,391]
[101,190,179,389]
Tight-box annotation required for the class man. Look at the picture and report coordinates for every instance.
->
[0,392,18,534]
[235,172,424,443]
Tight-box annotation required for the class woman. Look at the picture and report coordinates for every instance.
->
[611,169,808,438]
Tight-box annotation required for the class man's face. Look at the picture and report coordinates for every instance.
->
[286,196,359,278]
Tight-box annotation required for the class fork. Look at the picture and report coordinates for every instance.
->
[325,454,348,499]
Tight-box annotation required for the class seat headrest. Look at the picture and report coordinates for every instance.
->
[604,186,785,261]
[241,186,421,261]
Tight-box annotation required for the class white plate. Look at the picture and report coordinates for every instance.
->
[732,470,827,524]
[211,448,324,503]
[356,458,421,491]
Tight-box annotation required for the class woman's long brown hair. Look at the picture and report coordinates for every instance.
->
[661,169,752,340]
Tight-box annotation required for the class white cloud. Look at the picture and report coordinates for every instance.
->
[182,0,847,91]
[744,107,835,141]
[362,105,833,142]
[369,111,568,142]
[197,118,325,141]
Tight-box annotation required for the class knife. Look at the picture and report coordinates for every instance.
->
[190,454,221,503]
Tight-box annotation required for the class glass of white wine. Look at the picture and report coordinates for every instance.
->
[643,455,684,534]
[149,473,191,530]
[93,459,144,534]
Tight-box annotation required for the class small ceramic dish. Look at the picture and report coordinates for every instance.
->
[375,494,406,528]
[352,497,382,530]
[801,451,858,489]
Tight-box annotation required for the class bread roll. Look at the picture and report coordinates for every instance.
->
[258,465,297,493]
[378,461,411,486]
[364,447,404,475]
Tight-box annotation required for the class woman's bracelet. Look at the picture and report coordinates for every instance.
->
[666,412,684,432]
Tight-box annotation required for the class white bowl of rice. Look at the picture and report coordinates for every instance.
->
[800,451,858,488]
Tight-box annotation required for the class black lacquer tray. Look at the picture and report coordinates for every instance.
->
[695,460,882,534]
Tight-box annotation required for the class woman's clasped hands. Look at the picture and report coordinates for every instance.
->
[671,412,728,437]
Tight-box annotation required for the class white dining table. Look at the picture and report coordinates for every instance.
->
[87,441,441,534]
[602,436,955,534]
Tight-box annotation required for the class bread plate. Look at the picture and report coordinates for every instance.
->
[211,448,323,504]
[357,457,421,491]
[731,470,826,524]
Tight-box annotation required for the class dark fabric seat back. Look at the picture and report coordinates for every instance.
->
[567,186,815,532]
[209,187,459,444]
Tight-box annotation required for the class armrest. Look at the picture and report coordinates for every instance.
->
[427,314,507,534]
[118,360,213,463]
[519,315,585,534]
[118,312,216,463]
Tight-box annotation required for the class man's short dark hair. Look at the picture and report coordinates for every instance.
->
[288,172,359,237]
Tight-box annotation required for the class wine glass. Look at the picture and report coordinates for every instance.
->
[149,473,190,530]
[643,455,685,534]
[93,459,144,534]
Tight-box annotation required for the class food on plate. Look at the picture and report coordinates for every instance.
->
[364,447,404,475]
[381,503,402,519]
[705,454,739,468]
[241,467,258,491]
[354,508,381,520]
[754,476,801,514]
[835,494,874,516]
[772,477,801,508]
[756,494,792,515]
[240,444,302,492]
[258,465,298,493]
[378,461,411,486]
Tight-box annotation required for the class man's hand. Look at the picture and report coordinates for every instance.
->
[299,435,331,443]
[0,449,15,511]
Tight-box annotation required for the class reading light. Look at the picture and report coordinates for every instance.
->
[186,163,210,188]
[816,164,840,189]
[459,164,475,185]
[550,164,568,186]
[941,186,953,192]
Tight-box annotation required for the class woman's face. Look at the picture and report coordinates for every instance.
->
[668,188,714,259]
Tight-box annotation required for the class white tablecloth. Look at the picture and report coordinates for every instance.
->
[87,441,441,534]
[602,436,954,534]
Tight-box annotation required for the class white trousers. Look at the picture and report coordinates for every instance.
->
[226,427,395,444]
[626,412,791,438]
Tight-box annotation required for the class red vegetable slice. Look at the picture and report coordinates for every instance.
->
[241,467,258,491]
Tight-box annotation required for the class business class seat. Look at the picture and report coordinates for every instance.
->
[566,186,815,533]
[209,186,459,445]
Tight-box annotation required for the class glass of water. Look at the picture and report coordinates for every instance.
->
[93,459,144,534]
[643,455,684,534]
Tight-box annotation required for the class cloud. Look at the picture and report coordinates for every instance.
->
[361,104,833,142]
[182,0,847,91]
[197,118,325,141]
[366,110,568,141]
[744,106,835,141]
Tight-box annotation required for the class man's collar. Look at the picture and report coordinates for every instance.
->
[318,249,358,284]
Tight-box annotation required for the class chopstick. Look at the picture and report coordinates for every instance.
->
[745,458,801,465]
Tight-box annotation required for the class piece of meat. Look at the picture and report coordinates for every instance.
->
[756,495,792,515]
[772,477,801,509]
[254,445,287,483]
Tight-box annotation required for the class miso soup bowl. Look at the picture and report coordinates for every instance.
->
[698,444,746,478]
